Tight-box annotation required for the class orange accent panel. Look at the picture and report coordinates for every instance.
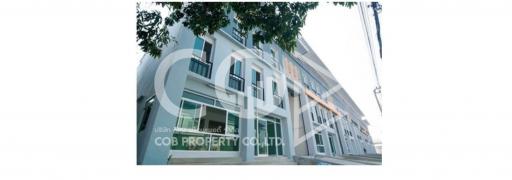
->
[305,89,341,116]
[284,58,300,82]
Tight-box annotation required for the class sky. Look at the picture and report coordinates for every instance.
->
[301,2,382,143]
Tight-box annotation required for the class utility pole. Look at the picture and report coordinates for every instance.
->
[359,2,382,114]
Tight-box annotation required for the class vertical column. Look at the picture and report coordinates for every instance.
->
[321,130,332,156]
[240,60,255,161]
[332,121,344,156]
[280,72,295,159]
[348,117,359,154]
[335,131,344,156]
[354,120,364,154]
[263,67,273,107]
[298,92,317,156]
[352,125,362,154]
[336,118,349,155]
[140,55,190,165]
[346,115,356,154]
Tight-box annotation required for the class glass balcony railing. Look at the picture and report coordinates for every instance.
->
[189,57,212,78]
[228,74,244,92]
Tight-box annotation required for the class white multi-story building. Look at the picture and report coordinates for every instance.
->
[137,10,377,165]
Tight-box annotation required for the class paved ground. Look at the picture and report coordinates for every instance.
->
[336,154,382,165]
[168,154,381,165]
[295,154,382,165]
[169,156,296,165]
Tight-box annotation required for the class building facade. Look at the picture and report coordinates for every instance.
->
[137,12,377,165]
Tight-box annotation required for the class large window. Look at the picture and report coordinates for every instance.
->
[176,100,201,130]
[255,116,283,156]
[228,58,244,91]
[315,133,325,153]
[272,80,284,108]
[173,100,240,151]
[251,69,264,100]
[192,37,213,62]
[190,37,213,78]
[320,107,327,124]
[315,105,322,124]
[310,104,316,123]
[226,113,239,135]
[199,105,227,134]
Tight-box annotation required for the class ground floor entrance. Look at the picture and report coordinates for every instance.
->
[255,116,283,156]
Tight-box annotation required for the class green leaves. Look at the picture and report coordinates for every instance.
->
[230,2,318,52]
[137,2,353,58]
[181,2,230,35]
[333,2,358,8]
[136,3,173,58]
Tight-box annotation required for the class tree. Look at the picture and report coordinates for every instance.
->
[137,2,356,58]
[333,2,357,8]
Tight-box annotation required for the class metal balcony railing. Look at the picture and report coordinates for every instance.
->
[189,57,212,78]
[232,28,246,45]
[228,74,244,92]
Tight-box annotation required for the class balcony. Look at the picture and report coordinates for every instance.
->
[273,94,284,108]
[228,74,244,92]
[232,28,246,45]
[189,58,212,78]
[253,47,263,57]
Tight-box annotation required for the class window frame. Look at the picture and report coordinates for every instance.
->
[270,47,277,62]
[272,78,284,108]
[315,133,326,154]
[228,58,245,92]
[251,68,264,100]
[320,107,327,124]
[192,36,214,63]
[230,58,243,77]
[314,105,322,124]
[272,80,278,96]
[175,98,240,137]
